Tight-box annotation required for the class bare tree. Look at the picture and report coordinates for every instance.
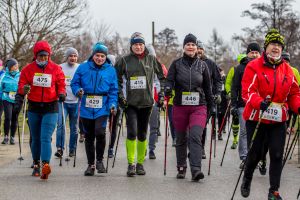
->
[232,0,300,67]
[93,20,112,42]
[72,32,94,62]
[0,0,87,66]
[155,27,181,68]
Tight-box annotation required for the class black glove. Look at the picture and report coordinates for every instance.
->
[59,94,66,102]
[210,106,216,117]
[231,107,239,117]
[13,94,24,114]
[298,107,300,114]
[157,92,164,108]
[164,86,172,97]
[260,100,271,112]
[77,88,84,98]
[118,97,128,109]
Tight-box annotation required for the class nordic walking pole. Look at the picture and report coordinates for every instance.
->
[164,102,169,176]
[112,109,123,168]
[73,98,81,167]
[18,96,27,161]
[214,105,217,158]
[284,115,294,159]
[231,95,270,200]
[59,103,64,166]
[297,187,300,199]
[61,102,70,164]
[218,101,231,136]
[220,120,233,166]
[106,113,114,173]
[208,115,215,175]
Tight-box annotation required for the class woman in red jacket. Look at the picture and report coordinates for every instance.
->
[15,40,66,180]
[240,29,300,200]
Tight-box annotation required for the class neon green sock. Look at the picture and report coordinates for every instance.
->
[137,140,147,164]
[126,139,136,164]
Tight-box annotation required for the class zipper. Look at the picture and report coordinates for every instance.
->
[41,68,44,102]
[189,67,192,92]
[262,72,270,84]
[271,65,277,100]
[282,74,287,85]
[93,68,100,119]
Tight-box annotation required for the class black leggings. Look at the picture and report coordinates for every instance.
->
[81,116,107,165]
[244,121,286,192]
[3,100,18,137]
[125,106,152,141]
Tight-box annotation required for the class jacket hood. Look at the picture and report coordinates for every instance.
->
[33,41,52,59]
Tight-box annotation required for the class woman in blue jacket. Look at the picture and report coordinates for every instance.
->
[0,58,20,145]
[71,42,118,176]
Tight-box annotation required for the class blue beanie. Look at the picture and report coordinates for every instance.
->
[130,32,145,46]
[92,42,108,56]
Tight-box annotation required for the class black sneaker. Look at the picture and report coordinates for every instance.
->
[127,164,136,177]
[218,134,223,141]
[172,140,176,147]
[32,165,40,177]
[136,163,146,175]
[96,161,106,173]
[176,167,186,179]
[108,148,114,158]
[84,165,95,176]
[240,177,252,198]
[149,150,156,159]
[79,134,85,143]
[258,160,267,176]
[54,149,63,158]
[268,191,282,200]
[202,149,206,159]
[9,137,15,145]
[69,150,75,157]
[191,170,204,181]
[239,160,245,170]
[1,137,8,144]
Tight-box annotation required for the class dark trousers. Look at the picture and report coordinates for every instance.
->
[81,116,108,165]
[244,121,286,192]
[125,106,152,141]
[3,100,18,138]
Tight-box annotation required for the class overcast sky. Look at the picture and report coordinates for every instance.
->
[88,0,300,46]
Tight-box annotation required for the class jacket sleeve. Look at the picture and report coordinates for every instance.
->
[287,77,300,114]
[225,67,234,94]
[202,63,213,110]
[153,58,165,90]
[108,67,119,109]
[55,65,66,96]
[114,57,126,99]
[71,65,82,96]
[17,67,30,95]
[231,65,240,108]
[212,61,222,96]
[165,60,176,90]
[241,63,264,110]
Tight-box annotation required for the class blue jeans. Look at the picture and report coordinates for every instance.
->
[238,107,248,160]
[56,102,78,151]
[28,112,58,162]
[148,104,160,151]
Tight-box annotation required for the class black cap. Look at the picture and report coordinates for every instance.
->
[5,58,18,70]
[183,33,197,47]
[247,43,261,54]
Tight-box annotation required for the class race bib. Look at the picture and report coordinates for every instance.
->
[33,73,52,88]
[182,92,199,105]
[130,76,146,89]
[85,96,102,108]
[8,92,16,100]
[261,103,283,122]
[65,75,72,86]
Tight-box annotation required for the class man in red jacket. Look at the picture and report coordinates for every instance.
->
[240,29,300,200]
[15,40,66,180]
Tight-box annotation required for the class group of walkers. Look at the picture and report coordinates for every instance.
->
[0,28,299,200]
